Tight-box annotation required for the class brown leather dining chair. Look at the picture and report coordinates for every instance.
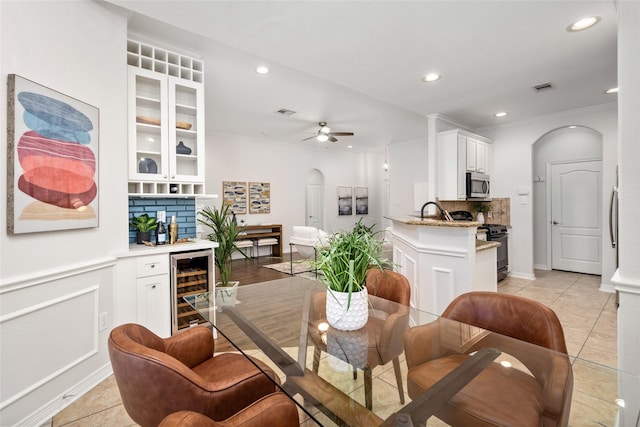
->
[404,291,573,427]
[108,323,298,427]
[158,393,299,427]
[310,269,411,410]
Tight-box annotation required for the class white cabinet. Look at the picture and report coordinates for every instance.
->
[437,129,492,200]
[127,66,205,196]
[135,254,171,337]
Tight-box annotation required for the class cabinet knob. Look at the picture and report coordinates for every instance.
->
[151,264,155,268]
[152,285,156,289]
[163,175,167,179]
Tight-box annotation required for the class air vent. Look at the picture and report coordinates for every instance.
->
[275,108,296,116]
[532,82,553,92]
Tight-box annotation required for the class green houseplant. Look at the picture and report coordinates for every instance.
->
[315,219,387,330]
[129,213,158,244]
[472,203,491,224]
[198,204,249,305]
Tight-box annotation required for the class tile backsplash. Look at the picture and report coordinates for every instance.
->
[128,197,197,244]
[439,198,511,226]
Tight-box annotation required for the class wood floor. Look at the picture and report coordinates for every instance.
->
[228,252,302,285]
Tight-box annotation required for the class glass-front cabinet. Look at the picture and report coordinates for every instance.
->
[127,66,205,196]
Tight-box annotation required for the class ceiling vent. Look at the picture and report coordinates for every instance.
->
[275,108,296,116]
[532,82,553,92]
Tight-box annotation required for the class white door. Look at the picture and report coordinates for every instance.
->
[550,160,602,274]
[306,184,323,229]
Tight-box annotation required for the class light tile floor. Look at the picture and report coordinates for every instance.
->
[50,270,619,426]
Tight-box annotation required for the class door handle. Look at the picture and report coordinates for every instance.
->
[552,221,559,225]
[609,187,618,248]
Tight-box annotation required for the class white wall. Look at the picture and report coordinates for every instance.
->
[481,105,617,283]
[388,137,428,217]
[205,131,386,247]
[0,1,128,425]
[532,126,603,269]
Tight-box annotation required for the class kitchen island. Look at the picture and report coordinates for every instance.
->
[386,216,499,314]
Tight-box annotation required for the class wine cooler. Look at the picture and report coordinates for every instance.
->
[170,249,214,335]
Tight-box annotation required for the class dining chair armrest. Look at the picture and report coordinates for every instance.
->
[404,321,447,369]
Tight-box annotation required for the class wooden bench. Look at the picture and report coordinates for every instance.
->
[236,224,282,257]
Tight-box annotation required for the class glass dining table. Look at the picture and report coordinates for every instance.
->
[184,276,639,427]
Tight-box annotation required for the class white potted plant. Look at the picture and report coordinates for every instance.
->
[198,204,249,307]
[314,219,387,331]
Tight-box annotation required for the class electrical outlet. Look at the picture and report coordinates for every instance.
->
[157,210,166,223]
[487,211,493,219]
[99,312,108,331]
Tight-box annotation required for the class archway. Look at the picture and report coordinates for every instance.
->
[532,126,603,272]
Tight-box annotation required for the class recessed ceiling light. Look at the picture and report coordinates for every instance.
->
[347,145,353,149]
[494,112,508,117]
[569,125,577,129]
[605,87,619,94]
[422,73,441,83]
[256,66,270,74]
[568,16,600,32]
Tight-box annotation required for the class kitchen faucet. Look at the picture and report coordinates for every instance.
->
[421,201,454,221]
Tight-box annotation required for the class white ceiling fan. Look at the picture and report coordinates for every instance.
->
[301,122,354,143]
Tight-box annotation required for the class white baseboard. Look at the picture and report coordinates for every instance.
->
[507,271,537,280]
[534,263,550,271]
[19,364,113,427]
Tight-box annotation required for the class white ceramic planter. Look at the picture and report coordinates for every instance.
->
[215,281,239,308]
[326,287,368,331]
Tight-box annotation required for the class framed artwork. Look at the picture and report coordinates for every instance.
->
[222,181,247,214]
[249,182,270,214]
[337,186,353,216]
[355,187,369,215]
[7,74,100,234]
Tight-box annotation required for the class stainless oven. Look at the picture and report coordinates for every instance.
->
[479,224,508,281]
[466,171,490,199]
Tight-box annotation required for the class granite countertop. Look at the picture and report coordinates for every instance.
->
[385,216,482,228]
[476,240,501,252]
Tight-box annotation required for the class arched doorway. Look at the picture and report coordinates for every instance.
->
[305,169,325,230]
[532,126,603,273]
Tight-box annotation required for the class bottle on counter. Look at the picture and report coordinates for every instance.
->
[156,221,167,245]
[169,215,178,244]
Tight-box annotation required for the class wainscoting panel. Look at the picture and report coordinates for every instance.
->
[0,285,99,410]
[432,267,455,314]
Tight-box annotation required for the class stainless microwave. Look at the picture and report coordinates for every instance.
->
[466,172,490,199]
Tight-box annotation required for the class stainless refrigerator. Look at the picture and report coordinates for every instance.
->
[609,166,619,306]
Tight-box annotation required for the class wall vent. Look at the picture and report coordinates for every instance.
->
[532,82,553,91]
[275,108,296,116]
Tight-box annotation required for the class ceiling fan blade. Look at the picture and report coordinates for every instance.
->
[301,135,318,141]
[328,135,338,143]
[330,132,354,137]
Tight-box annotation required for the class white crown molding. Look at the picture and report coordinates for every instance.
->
[477,102,618,133]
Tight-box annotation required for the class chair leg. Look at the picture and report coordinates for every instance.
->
[364,368,373,410]
[312,346,321,373]
[393,357,405,404]
[290,243,294,275]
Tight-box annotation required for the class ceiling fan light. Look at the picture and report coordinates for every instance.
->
[317,134,329,142]
[319,125,331,134]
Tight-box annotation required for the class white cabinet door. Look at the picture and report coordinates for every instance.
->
[128,67,169,182]
[466,137,477,171]
[476,141,486,173]
[168,77,205,183]
[136,274,171,338]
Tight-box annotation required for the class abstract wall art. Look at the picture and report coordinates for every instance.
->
[337,186,353,216]
[249,182,270,214]
[7,75,100,234]
[355,187,369,215]
[222,181,247,214]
